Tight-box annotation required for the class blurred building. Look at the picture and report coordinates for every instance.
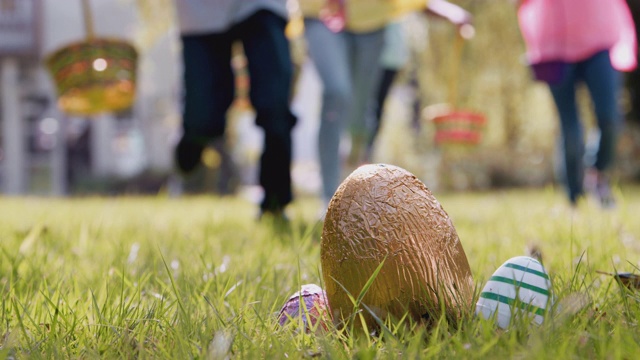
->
[0,0,329,197]
[0,0,182,195]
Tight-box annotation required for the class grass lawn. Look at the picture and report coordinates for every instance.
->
[1,184,640,358]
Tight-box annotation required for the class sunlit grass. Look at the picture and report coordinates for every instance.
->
[1,185,640,358]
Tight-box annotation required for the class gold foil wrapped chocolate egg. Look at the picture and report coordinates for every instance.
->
[321,164,474,328]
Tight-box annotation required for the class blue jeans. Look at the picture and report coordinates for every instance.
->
[548,50,622,203]
[304,19,385,201]
[180,10,296,211]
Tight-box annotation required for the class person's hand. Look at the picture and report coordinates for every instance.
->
[425,0,475,39]
[448,7,474,39]
[458,23,475,40]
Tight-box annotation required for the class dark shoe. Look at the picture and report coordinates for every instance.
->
[175,137,204,174]
[569,192,585,208]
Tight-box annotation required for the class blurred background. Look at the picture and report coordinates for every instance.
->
[1,0,639,198]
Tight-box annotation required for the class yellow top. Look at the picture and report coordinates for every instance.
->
[299,0,427,33]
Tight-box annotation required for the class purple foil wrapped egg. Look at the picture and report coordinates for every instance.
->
[277,284,332,332]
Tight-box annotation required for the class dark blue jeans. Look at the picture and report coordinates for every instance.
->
[549,50,621,203]
[180,10,296,211]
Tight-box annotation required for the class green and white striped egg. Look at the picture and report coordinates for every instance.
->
[475,256,552,329]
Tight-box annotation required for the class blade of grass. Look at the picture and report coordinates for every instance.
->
[156,246,187,319]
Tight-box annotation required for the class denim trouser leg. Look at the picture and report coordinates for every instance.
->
[549,60,585,202]
[237,11,296,211]
[181,34,235,143]
[304,19,352,201]
[304,19,384,201]
[347,30,385,161]
[369,68,399,149]
[582,51,622,171]
[549,50,621,203]
[181,11,295,211]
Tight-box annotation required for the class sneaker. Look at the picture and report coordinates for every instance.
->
[175,137,204,174]
[585,169,616,209]
[595,179,616,209]
[583,168,598,195]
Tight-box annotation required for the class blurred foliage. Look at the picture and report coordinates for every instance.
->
[379,0,640,190]
[128,0,640,192]
[407,0,557,190]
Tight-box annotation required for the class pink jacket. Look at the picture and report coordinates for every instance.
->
[517,0,637,71]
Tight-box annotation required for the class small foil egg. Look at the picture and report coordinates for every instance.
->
[277,284,332,332]
[475,256,552,329]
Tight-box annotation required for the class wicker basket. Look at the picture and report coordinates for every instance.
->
[433,110,485,145]
[45,0,138,116]
[427,34,486,147]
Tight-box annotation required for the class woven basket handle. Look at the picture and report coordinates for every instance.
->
[81,0,95,40]
[447,32,465,108]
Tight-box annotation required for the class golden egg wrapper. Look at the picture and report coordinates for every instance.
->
[321,164,474,328]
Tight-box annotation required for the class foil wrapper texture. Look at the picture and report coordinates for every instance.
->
[321,164,474,327]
